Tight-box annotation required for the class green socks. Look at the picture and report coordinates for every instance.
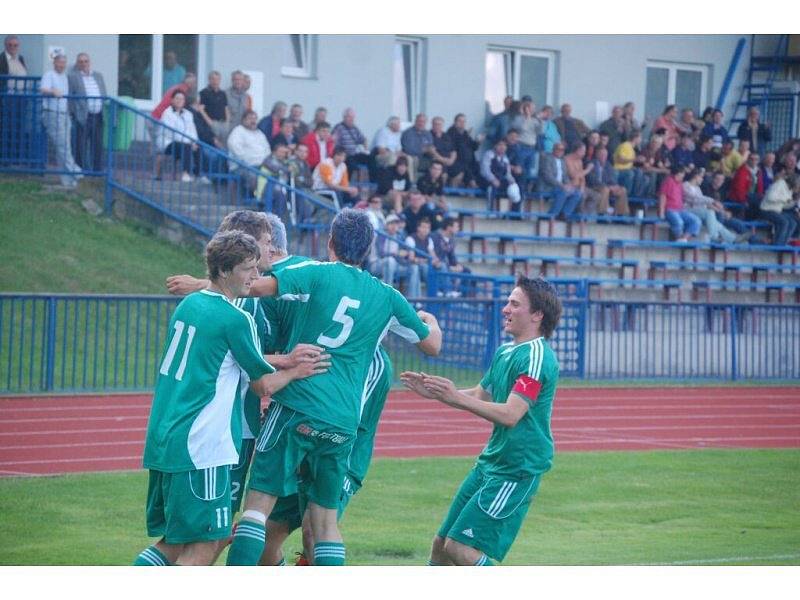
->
[133,545,170,566]
[313,542,345,566]
[225,520,267,566]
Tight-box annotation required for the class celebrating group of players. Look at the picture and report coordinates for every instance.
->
[134,207,562,567]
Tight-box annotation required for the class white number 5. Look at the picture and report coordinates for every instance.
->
[317,297,361,348]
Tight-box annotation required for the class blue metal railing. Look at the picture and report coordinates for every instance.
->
[2,292,798,394]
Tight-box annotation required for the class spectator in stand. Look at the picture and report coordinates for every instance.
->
[287,142,314,220]
[720,140,747,178]
[538,142,582,219]
[257,101,287,147]
[429,116,457,176]
[621,101,645,140]
[760,168,800,246]
[510,99,541,190]
[312,146,360,207]
[271,118,296,151]
[505,129,524,184]
[583,131,601,163]
[700,106,715,125]
[402,189,441,235]
[599,106,626,156]
[700,170,753,240]
[613,131,641,197]
[256,142,292,214]
[162,51,186,93]
[776,138,800,165]
[480,139,521,213]
[598,131,611,152]
[432,217,470,278]
[159,90,199,183]
[417,160,449,215]
[311,107,328,131]
[226,109,270,197]
[300,121,334,171]
[377,155,412,213]
[652,105,681,151]
[242,74,253,111]
[702,109,730,150]
[288,104,309,139]
[447,113,482,188]
[677,108,703,144]
[539,105,561,154]
[332,107,370,179]
[197,70,229,147]
[737,107,772,154]
[151,72,197,121]
[692,135,714,173]
[640,134,671,197]
[761,152,776,189]
[586,146,630,216]
[372,115,404,174]
[40,52,81,188]
[658,165,700,242]
[486,95,514,145]
[554,103,590,150]
[187,99,222,183]
[565,142,600,215]
[729,150,764,218]
[364,193,387,231]
[405,216,442,288]
[401,113,434,182]
[68,52,107,172]
[1,35,29,163]
[783,151,800,177]
[671,132,695,170]
[682,168,743,244]
[373,214,421,298]
[225,71,249,132]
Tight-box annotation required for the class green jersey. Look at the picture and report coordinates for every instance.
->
[273,260,429,433]
[232,297,270,440]
[348,346,393,487]
[143,290,275,473]
[260,254,309,353]
[477,337,559,477]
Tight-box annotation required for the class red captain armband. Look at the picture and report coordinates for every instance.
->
[512,375,541,403]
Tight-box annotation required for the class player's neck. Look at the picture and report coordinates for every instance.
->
[513,327,542,345]
[208,281,237,301]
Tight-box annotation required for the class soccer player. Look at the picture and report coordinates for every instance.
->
[226,208,442,566]
[133,231,327,567]
[401,276,562,566]
[259,345,393,566]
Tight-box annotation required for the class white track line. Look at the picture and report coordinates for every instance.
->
[0,415,147,424]
[0,427,146,437]
[0,405,151,413]
[634,553,800,565]
[0,440,144,451]
[0,468,43,477]
[0,455,141,466]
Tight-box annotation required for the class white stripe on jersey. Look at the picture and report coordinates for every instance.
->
[358,350,385,419]
[256,404,283,452]
[488,481,517,517]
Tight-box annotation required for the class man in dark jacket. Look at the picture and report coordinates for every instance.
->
[68,53,107,171]
[736,107,772,154]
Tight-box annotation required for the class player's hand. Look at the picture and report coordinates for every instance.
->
[416,310,439,327]
[291,357,331,379]
[286,344,330,368]
[399,371,439,400]
[421,373,460,405]
[166,274,207,295]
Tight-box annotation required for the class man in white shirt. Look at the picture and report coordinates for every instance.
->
[1,35,29,163]
[40,53,81,188]
[68,53,107,172]
[227,109,270,199]
[372,116,403,169]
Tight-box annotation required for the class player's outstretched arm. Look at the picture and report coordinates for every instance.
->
[265,344,331,370]
[422,374,528,428]
[415,311,442,356]
[166,274,209,295]
[400,371,440,399]
[250,358,330,398]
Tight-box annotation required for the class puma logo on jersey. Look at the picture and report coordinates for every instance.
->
[461,528,474,538]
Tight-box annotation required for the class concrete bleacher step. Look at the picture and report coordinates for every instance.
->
[455,239,587,259]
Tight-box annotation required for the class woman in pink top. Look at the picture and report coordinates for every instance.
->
[658,164,701,241]
[653,105,680,151]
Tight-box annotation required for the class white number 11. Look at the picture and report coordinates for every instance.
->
[159,320,196,381]
[317,297,361,348]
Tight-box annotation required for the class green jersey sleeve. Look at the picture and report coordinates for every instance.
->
[387,287,430,343]
[274,260,321,301]
[226,310,275,380]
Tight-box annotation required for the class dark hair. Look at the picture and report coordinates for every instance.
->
[217,209,271,241]
[329,208,374,266]
[171,90,186,100]
[280,118,292,127]
[670,164,686,176]
[507,127,520,136]
[701,106,715,120]
[662,104,677,115]
[441,216,456,230]
[333,146,347,157]
[515,276,563,339]
[272,142,288,152]
[417,216,432,227]
[395,156,409,167]
[205,231,261,281]
[241,109,257,123]
[654,127,667,136]
[687,168,704,181]
[699,134,712,145]
[314,121,331,131]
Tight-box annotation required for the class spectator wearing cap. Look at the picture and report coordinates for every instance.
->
[372,213,422,298]
[658,165,701,242]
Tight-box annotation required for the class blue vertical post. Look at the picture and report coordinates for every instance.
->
[730,305,739,381]
[104,99,117,214]
[44,296,57,391]
[577,299,587,379]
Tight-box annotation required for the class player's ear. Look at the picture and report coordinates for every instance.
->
[530,310,544,324]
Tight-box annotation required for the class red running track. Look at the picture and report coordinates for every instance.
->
[0,387,798,477]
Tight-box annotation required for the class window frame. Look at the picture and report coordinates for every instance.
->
[394,36,425,127]
[280,35,315,79]
[485,46,557,113]
[645,60,709,112]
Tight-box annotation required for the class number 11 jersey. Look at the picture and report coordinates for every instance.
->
[273,261,430,433]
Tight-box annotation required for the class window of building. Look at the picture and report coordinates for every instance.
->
[393,37,424,125]
[281,35,315,78]
[117,34,202,104]
[645,61,709,127]
[485,47,556,114]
